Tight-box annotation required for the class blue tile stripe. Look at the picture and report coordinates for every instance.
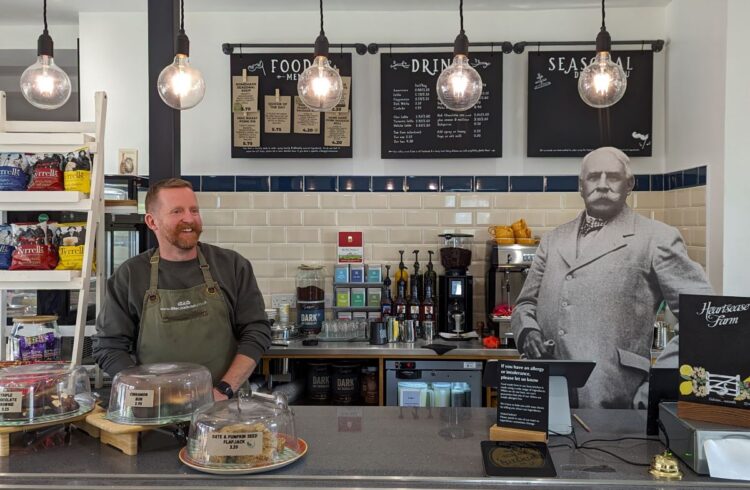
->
[175,166,707,193]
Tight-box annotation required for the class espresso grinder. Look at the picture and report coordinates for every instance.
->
[437,233,474,339]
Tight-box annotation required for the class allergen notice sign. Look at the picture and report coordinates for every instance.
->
[497,361,549,432]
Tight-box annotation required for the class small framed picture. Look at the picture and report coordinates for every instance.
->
[118,148,138,176]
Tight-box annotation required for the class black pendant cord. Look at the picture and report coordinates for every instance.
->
[601,0,606,32]
[459,0,464,34]
[43,0,48,33]
[180,0,185,32]
[319,0,325,36]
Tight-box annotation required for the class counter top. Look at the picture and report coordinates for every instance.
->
[265,338,519,358]
[1,406,747,488]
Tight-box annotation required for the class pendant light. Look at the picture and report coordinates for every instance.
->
[578,0,627,108]
[157,0,205,110]
[297,0,343,112]
[20,0,72,110]
[436,0,482,112]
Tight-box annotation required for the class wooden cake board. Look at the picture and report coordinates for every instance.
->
[489,424,548,443]
[0,408,99,457]
[677,401,750,429]
[83,406,172,456]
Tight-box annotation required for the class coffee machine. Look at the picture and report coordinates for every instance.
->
[437,234,473,338]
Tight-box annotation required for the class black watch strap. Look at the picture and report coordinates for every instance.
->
[215,381,234,399]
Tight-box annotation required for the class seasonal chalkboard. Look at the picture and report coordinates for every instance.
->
[230,52,352,158]
[527,50,653,157]
[678,294,750,426]
[380,52,502,159]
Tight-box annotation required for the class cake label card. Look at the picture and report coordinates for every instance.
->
[0,392,22,413]
[125,389,154,408]
[207,432,263,456]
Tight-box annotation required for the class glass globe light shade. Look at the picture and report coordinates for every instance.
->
[436,54,483,112]
[157,55,206,110]
[20,55,71,110]
[578,51,627,108]
[297,55,343,111]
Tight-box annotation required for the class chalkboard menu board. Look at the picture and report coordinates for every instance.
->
[679,294,750,412]
[230,53,352,158]
[527,50,653,157]
[380,52,502,159]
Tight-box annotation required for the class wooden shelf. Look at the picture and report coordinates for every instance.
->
[0,191,91,212]
[0,270,83,290]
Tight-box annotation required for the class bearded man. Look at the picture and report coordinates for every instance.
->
[93,178,270,401]
[511,147,713,408]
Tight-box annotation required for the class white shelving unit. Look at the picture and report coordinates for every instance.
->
[0,91,107,367]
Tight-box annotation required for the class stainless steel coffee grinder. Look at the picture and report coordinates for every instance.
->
[437,233,474,339]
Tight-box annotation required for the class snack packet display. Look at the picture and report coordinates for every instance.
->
[10,221,59,270]
[55,222,86,270]
[27,153,64,191]
[63,147,92,194]
[0,153,30,191]
[0,224,14,270]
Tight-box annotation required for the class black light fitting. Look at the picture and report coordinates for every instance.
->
[314,0,329,58]
[453,0,469,57]
[176,0,190,57]
[595,0,611,53]
[37,0,54,58]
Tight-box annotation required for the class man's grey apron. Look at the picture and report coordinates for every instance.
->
[136,248,236,382]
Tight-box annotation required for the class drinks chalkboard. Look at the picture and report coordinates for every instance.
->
[380,52,502,159]
[678,294,750,427]
[230,53,352,158]
[527,50,653,157]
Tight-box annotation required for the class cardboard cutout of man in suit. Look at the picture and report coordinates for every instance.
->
[511,147,713,408]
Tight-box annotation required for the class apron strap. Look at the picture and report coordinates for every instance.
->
[197,247,219,292]
[148,248,160,292]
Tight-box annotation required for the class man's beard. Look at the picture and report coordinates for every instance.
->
[165,223,202,250]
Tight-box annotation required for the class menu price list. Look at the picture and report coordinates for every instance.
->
[230,52,353,158]
[381,52,502,159]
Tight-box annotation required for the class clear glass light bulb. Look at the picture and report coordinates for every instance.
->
[20,55,71,110]
[157,55,206,110]
[436,54,483,112]
[297,55,343,111]
[578,51,627,108]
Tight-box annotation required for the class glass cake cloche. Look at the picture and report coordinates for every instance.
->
[181,390,306,473]
[0,363,95,426]
[106,362,214,425]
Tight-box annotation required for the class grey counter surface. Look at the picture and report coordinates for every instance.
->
[1,406,748,489]
[266,338,519,358]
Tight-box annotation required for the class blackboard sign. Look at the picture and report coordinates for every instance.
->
[380,52,502,159]
[678,294,750,411]
[496,360,549,432]
[230,53,352,158]
[527,50,653,157]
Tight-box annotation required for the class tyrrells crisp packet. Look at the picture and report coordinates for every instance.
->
[55,222,87,270]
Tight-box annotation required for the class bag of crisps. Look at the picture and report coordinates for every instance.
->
[63,147,92,194]
[0,153,30,190]
[9,221,59,270]
[27,153,64,191]
[0,224,14,269]
[55,222,87,270]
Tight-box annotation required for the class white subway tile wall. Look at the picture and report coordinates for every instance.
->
[198,188,707,328]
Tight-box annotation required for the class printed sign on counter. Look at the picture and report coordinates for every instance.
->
[230,53,352,158]
[125,389,154,408]
[206,432,263,456]
[527,50,653,157]
[380,52,503,159]
[678,295,750,416]
[496,361,549,433]
[0,391,22,413]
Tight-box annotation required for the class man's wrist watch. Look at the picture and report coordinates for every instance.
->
[215,381,234,399]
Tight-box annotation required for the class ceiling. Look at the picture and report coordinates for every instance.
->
[0,0,673,25]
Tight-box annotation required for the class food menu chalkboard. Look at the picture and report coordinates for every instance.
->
[380,52,502,159]
[679,294,750,411]
[527,50,653,157]
[230,53,352,158]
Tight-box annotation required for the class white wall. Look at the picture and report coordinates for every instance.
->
[0,25,79,50]
[665,0,727,292]
[721,0,750,296]
[78,12,149,175]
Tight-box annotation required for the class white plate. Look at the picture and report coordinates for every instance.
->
[179,438,308,475]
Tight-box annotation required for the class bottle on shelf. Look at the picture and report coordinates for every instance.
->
[412,250,424,301]
[421,274,435,329]
[394,250,409,299]
[425,250,438,305]
[394,263,407,321]
[381,265,393,317]
[407,253,422,337]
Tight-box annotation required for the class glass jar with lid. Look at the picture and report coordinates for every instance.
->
[9,315,61,361]
[296,264,325,335]
[106,362,214,425]
[183,391,305,470]
[0,363,94,425]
